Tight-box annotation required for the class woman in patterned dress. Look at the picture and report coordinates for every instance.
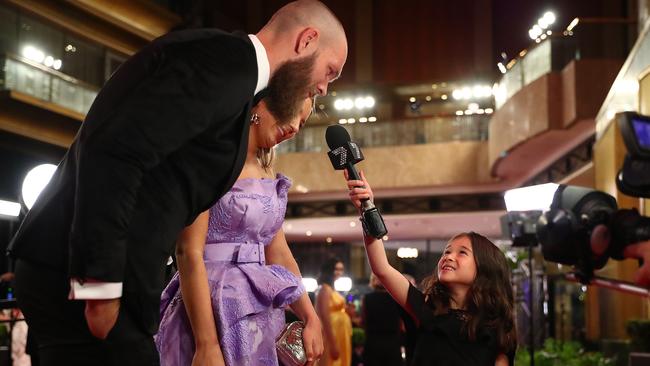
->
[156,97,323,366]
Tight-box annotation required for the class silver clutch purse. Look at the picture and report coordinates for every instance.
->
[276,321,307,366]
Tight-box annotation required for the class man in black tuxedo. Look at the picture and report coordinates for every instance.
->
[9,1,347,365]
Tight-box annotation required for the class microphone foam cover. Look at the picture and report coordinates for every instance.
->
[325,125,351,149]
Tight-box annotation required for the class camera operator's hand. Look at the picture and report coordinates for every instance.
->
[623,241,650,287]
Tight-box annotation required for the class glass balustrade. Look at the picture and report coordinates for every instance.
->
[1,53,98,115]
[276,115,490,154]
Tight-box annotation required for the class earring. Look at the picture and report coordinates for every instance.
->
[250,113,260,125]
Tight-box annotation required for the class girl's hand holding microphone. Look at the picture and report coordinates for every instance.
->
[343,170,373,212]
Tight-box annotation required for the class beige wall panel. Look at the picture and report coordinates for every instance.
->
[488,74,557,168]
[562,60,622,128]
[275,141,490,194]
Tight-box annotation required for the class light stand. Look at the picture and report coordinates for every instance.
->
[503,184,559,366]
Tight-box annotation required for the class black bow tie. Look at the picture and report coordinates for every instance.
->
[253,88,269,106]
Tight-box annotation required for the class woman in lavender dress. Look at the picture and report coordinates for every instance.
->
[155,98,323,366]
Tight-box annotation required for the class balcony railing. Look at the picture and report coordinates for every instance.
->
[495,18,633,109]
[276,115,490,154]
[0,53,99,116]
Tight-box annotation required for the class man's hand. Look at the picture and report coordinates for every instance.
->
[302,315,323,365]
[623,240,650,287]
[85,298,120,339]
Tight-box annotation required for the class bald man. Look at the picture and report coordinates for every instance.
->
[9,1,347,365]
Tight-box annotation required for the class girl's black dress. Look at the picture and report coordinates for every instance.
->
[406,284,515,366]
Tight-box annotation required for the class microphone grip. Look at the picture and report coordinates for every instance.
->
[361,207,388,239]
[344,163,388,238]
[345,164,362,182]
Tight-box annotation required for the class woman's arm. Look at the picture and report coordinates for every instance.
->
[315,284,340,360]
[265,229,323,365]
[345,171,411,312]
[176,211,225,366]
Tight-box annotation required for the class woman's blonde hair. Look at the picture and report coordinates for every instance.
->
[257,147,275,172]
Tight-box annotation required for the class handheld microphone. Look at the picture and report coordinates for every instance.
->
[325,125,388,239]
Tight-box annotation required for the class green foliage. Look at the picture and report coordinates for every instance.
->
[351,327,366,346]
[0,323,8,346]
[626,319,650,352]
[515,339,613,366]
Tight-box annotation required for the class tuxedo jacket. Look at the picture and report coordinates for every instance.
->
[9,29,259,334]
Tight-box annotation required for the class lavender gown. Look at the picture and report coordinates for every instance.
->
[155,174,305,366]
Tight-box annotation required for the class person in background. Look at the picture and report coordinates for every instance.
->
[362,273,403,366]
[315,257,352,366]
[400,273,417,366]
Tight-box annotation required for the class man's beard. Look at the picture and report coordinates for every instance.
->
[265,52,317,124]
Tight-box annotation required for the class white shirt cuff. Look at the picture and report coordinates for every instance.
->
[68,279,123,300]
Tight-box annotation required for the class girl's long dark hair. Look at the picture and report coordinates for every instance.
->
[318,257,342,287]
[421,232,517,354]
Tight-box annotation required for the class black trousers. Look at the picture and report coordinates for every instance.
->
[14,259,159,366]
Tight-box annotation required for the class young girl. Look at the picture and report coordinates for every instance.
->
[345,171,517,366]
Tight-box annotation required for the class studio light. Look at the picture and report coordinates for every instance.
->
[0,200,21,218]
[504,183,559,212]
[334,276,352,292]
[302,278,318,292]
[22,164,57,210]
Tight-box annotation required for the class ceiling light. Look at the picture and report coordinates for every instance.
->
[355,97,366,109]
